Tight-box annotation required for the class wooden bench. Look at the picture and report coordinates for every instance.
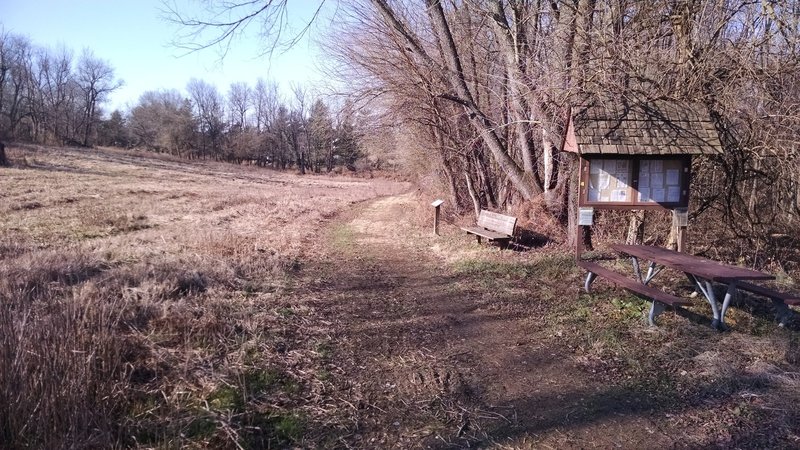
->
[460,210,517,247]
[579,260,693,326]
[736,281,799,325]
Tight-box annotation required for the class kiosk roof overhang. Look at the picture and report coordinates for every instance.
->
[562,98,723,156]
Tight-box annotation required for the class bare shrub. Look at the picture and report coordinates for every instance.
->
[513,197,567,245]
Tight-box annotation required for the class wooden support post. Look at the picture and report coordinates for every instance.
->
[676,226,686,253]
[673,208,688,252]
[431,199,444,236]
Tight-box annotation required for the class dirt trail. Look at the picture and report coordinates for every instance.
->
[301,193,676,448]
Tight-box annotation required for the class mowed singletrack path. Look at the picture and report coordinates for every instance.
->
[297,193,677,448]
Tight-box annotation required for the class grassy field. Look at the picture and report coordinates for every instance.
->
[2,145,800,449]
[0,145,408,448]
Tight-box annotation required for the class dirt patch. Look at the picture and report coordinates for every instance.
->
[289,192,800,448]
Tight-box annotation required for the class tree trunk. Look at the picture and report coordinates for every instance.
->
[465,171,482,219]
[371,0,538,200]
[543,129,554,196]
[0,142,7,167]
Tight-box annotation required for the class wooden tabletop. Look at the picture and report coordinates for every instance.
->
[610,244,774,283]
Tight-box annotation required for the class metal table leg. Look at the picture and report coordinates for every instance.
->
[631,257,643,283]
[718,282,737,330]
[644,262,663,285]
[649,301,666,326]
[772,300,796,326]
[688,276,739,331]
[584,272,597,293]
[633,258,667,325]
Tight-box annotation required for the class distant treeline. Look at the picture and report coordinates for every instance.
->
[108,81,364,174]
[0,32,120,148]
[0,30,364,173]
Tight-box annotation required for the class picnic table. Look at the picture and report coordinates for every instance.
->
[610,244,775,330]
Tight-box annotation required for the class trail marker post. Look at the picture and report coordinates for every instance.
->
[431,199,444,235]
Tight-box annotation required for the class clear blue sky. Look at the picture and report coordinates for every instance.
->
[0,0,331,112]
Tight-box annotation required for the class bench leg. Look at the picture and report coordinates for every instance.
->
[718,282,737,330]
[772,299,795,327]
[476,235,482,244]
[690,275,727,331]
[649,301,666,326]
[584,272,598,293]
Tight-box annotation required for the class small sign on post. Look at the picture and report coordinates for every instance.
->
[578,207,594,226]
[673,207,689,227]
[431,199,444,235]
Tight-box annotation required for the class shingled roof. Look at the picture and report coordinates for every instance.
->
[561,98,723,155]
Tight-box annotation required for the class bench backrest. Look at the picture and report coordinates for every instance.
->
[477,210,516,236]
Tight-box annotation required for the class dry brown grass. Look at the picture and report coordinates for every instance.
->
[0,144,408,448]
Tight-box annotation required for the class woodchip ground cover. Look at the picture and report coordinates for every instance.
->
[1,145,799,448]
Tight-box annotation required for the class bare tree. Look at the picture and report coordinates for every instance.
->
[252,77,279,132]
[129,89,194,155]
[289,84,309,174]
[76,49,122,146]
[227,81,251,129]
[33,46,74,144]
[187,78,225,158]
[0,34,33,139]
[164,0,326,57]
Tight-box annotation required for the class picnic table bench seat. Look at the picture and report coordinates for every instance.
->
[736,281,799,325]
[461,210,517,247]
[578,260,692,326]
[736,282,800,305]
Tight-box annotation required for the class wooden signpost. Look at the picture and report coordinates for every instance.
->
[431,199,444,235]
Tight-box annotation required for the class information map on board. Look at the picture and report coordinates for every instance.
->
[586,158,683,204]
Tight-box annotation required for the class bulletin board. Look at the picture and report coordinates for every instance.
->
[587,159,632,203]
[636,159,685,204]
[579,156,690,209]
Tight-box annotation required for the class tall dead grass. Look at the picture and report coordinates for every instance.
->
[0,145,408,448]
[0,249,127,447]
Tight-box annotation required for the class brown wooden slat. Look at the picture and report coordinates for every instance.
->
[476,210,516,236]
[578,261,692,306]
[611,244,774,282]
[460,226,510,241]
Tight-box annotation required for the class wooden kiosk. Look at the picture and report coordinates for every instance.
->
[561,98,723,257]
[561,98,744,327]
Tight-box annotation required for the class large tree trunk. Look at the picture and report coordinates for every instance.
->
[370,0,538,200]
[465,171,482,219]
[0,141,8,167]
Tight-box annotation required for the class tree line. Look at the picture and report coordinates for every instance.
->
[170,0,800,251]
[0,29,364,173]
[0,31,120,147]
[114,80,363,173]
[315,0,798,254]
